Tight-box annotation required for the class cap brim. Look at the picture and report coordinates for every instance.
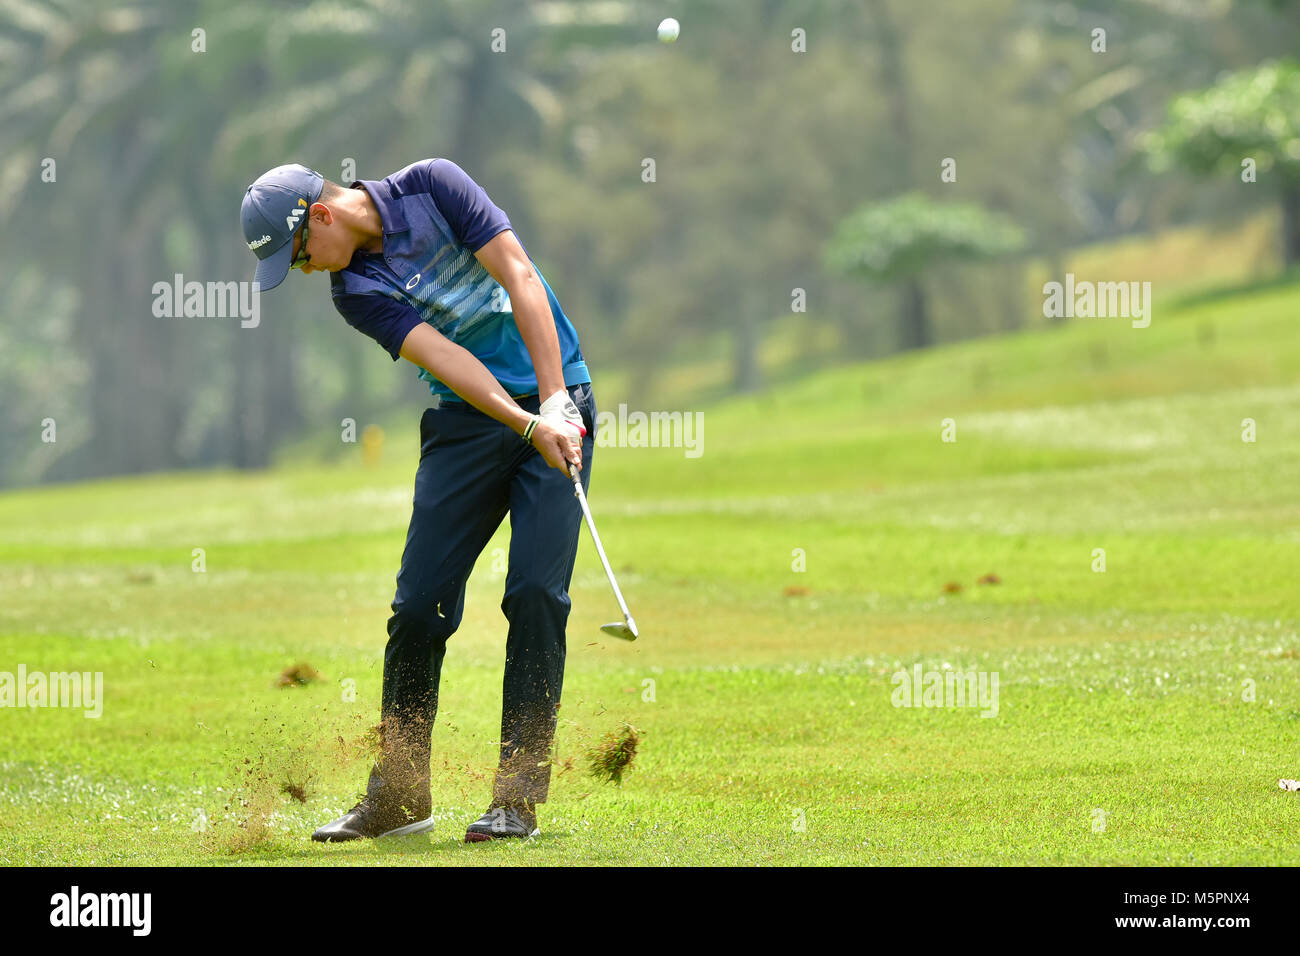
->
[253,239,294,292]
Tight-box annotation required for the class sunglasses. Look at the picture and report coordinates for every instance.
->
[289,222,311,270]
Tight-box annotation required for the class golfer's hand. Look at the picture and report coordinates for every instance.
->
[531,418,583,474]
[539,389,587,436]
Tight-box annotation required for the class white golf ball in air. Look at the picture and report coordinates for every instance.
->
[657,18,679,43]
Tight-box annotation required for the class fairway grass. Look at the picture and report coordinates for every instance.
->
[2,280,1299,865]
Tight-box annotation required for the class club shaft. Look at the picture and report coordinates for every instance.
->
[571,473,633,622]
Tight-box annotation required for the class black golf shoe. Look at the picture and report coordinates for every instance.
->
[464,802,539,842]
[312,762,433,842]
[311,797,435,842]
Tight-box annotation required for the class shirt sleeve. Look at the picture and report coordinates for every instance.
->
[427,159,513,252]
[332,292,425,361]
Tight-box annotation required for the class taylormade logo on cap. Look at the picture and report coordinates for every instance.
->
[240,163,324,292]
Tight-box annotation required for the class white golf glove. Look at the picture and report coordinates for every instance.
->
[538,388,587,444]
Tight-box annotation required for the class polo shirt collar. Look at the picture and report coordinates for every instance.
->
[350,179,409,235]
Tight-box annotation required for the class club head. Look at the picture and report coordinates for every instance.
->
[600,620,638,641]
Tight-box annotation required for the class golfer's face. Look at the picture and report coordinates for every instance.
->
[295,219,348,274]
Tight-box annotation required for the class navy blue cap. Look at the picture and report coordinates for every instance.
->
[241,164,325,291]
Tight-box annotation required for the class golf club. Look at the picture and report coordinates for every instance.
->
[568,462,639,640]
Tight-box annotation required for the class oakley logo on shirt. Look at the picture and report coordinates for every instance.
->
[329,158,589,402]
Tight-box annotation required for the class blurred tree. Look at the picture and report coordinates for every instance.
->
[513,0,894,395]
[3,0,1300,485]
[1012,0,1295,256]
[1144,59,1300,266]
[0,0,193,479]
[824,193,1026,349]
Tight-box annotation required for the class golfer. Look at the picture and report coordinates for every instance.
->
[240,159,595,842]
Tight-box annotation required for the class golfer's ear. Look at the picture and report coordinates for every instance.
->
[309,202,333,225]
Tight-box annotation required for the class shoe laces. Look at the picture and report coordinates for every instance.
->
[486,802,535,831]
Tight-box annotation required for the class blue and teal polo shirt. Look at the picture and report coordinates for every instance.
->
[330,159,589,402]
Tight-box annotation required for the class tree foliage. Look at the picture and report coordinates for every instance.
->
[1,0,1297,485]
[1144,59,1300,179]
[824,193,1027,281]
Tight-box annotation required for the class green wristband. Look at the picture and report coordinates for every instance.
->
[522,416,540,442]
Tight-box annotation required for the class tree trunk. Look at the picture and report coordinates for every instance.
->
[1045,249,1067,325]
[83,162,132,478]
[1001,263,1025,332]
[228,221,268,470]
[869,0,929,354]
[733,314,762,393]
[1281,180,1300,268]
[263,312,301,451]
[123,208,178,476]
[337,323,367,429]
[455,47,496,176]
[898,279,931,350]
[867,0,914,183]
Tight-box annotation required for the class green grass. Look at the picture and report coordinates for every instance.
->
[2,276,1299,865]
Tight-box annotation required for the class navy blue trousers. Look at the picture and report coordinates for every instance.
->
[381,383,596,804]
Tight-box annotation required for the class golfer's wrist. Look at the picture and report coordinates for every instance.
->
[506,405,534,436]
[521,414,541,442]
